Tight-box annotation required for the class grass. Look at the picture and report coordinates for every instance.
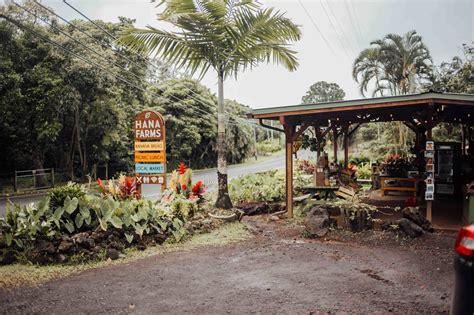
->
[0,222,253,290]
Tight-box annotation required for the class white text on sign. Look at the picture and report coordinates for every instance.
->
[134,141,164,151]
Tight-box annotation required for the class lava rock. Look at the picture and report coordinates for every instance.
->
[58,240,74,253]
[91,231,106,242]
[396,218,424,238]
[106,248,120,260]
[154,233,167,245]
[108,241,125,251]
[137,243,147,251]
[37,240,56,254]
[72,232,95,249]
[55,254,67,263]
[0,248,16,265]
[304,206,332,237]
[402,207,434,232]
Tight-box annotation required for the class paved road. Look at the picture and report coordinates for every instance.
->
[0,151,313,217]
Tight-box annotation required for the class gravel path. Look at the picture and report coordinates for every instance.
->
[0,217,455,314]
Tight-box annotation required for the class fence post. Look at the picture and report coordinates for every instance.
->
[14,171,18,192]
[32,170,36,189]
[51,168,55,187]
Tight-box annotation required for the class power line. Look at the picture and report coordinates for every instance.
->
[2,7,224,128]
[297,0,337,55]
[318,0,353,62]
[343,0,364,49]
[325,0,360,57]
[59,0,258,127]
[349,0,367,44]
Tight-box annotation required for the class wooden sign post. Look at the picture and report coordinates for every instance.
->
[134,110,166,199]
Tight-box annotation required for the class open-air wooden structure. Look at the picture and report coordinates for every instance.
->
[248,92,474,220]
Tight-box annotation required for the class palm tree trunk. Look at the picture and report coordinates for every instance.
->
[215,68,233,209]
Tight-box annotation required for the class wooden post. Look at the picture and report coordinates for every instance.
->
[426,128,433,222]
[333,126,338,163]
[343,125,349,168]
[284,124,295,218]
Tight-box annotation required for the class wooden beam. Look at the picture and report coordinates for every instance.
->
[292,122,311,142]
[347,123,361,137]
[252,99,434,119]
[284,124,296,218]
[333,126,338,163]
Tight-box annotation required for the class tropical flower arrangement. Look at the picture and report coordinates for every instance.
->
[97,174,140,200]
[163,163,206,203]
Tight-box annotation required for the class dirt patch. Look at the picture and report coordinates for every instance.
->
[0,215,455,314]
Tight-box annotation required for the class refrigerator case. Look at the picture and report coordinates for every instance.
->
[435,143,461,195]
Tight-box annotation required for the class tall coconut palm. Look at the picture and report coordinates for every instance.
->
[119,0,301,209]
[353,30,432,97]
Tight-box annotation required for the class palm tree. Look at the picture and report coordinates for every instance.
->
[353,30,432,97]
[352,47,386,97]
[352,30,433,155]
[119,0,301,209]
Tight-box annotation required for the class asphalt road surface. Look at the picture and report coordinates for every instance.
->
[0,151,312,217]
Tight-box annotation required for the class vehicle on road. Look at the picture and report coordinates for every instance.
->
[451,224,474,314]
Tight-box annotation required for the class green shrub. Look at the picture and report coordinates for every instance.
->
[256,139,281,156]
[357,162,372,179]
[229,169,312,203]
[48,182,86,210]
[0,190,196,255]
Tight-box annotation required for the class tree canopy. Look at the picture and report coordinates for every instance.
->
[301,81,345,104]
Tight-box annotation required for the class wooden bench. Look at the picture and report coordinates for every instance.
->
[380,176,417,197]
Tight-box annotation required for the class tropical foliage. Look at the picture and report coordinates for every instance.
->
[0,163,210,264]
[0,2,258,188]
[119,0,301,209]
[229,169,312,203]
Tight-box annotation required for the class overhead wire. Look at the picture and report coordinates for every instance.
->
[317,0,353,62]
[297,0,337,56]
[343,0,364,49]
[325,0,360,58]
[4,3,227,127]
[59,0,261,128]
[5,1,263,130]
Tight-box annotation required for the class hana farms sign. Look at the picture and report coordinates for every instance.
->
[134,110,166,190]
[134,111,164,140]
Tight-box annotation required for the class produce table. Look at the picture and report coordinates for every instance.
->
[379,176,417,197]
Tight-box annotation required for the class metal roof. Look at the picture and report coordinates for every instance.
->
[249,92,474,118]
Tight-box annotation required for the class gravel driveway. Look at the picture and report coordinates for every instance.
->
[0,216,455,314]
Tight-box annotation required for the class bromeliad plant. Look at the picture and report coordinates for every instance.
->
[165,163,206,202]
[97,175,140,200]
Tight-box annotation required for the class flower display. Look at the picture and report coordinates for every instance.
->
[97,175,139,200]
[165,163,206,203]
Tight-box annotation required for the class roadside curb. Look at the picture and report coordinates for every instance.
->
[0,189,49,200]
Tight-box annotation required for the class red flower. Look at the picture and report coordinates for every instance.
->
[97,178,104,189]
[178,163,187,175]
[182,184,187,190]
[192,181,203,194]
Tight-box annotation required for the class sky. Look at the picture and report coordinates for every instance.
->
[27,0,474,108]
